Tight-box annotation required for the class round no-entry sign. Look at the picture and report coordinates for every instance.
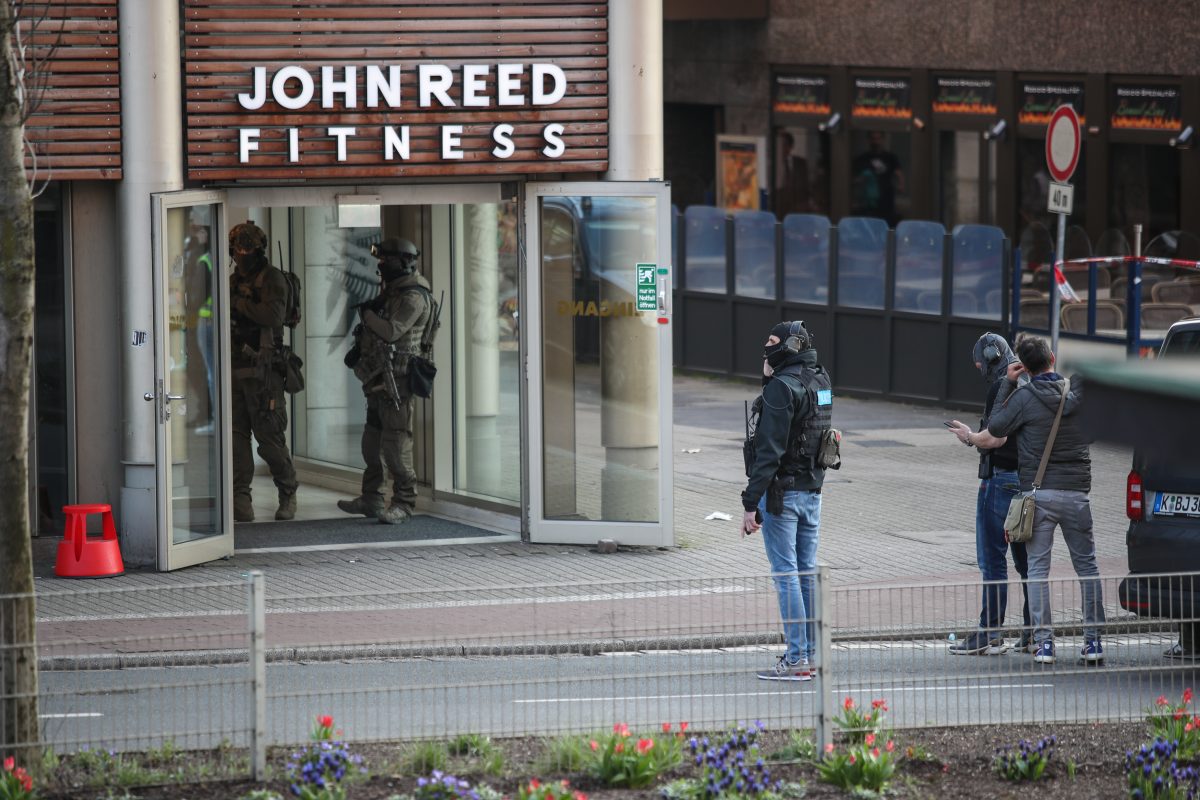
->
[1045,105,1081,183]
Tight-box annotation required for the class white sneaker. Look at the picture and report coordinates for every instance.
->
[756,656,812,682]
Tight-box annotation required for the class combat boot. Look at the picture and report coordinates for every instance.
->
[337,495,385,518]
[234,494,255,523]
[377,503,413,525]
[275,492,297,521]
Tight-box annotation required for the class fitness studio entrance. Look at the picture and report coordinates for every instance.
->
[223,185,523,550]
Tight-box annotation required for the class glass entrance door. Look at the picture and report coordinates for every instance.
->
[150,190,232,570]
[525,182,674,546]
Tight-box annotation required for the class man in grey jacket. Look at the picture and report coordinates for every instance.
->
[949,335,1104,666]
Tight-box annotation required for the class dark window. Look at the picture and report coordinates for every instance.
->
[1016,137,1088,267]
[773,126,831,218]
[1109,143,1182,255]
[849,131,911,227]
[938,131,996,228]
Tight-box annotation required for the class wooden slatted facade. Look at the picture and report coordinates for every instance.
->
[184,0,609,182]
[20,0,121,181]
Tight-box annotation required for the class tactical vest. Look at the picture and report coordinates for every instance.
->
[354,285,431,387]
[230,263,284,353]
[775,364,833,473]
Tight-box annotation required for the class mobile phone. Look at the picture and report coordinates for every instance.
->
[942,421,955,428]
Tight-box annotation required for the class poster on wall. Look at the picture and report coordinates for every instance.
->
[932,76,997,115]
[1110,84,1182,131]
[716,135,765,211]
[851,77,912,121]
[773,75,831,116]
[1018,81,1085,126]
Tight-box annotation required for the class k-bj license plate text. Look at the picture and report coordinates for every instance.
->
[1155,492,1200,517]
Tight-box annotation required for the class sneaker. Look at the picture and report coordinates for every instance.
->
[1033,641,1056,664]
[378,503,413,525]
[949,632,1008,655]
[1017,633,1037,654]
[275,493,297,521]
[234,494,255,523]
[1079,640,1104,664]
[337,496,384,518]
[756,656,813,682]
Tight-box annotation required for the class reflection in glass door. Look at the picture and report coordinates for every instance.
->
[526,182,673,546]
[152,192,232,570]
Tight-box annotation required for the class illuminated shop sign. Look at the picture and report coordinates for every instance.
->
[851,77,912,121]
[773,75,830,116]
[1018,82,1085,126]
[235,63,571,164]
[1110,84,1182,131]
[933,76,996,115]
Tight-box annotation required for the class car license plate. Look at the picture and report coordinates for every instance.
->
[1154,492,1200,517]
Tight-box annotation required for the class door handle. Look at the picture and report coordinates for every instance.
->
[166,394,185,402]
[144,391,155,402]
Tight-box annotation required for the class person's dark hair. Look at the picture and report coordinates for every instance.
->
[1015,335,1052,374]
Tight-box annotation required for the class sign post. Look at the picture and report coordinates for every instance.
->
[1045,104,1081,357]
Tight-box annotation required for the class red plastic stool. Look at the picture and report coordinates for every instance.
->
[56,504,125,578]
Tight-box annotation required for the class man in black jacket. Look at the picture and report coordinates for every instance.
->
[950,335,1104,666]
[741,321,834,681]
[948,333,1032,656]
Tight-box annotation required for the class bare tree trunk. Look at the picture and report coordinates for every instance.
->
[0,0,40,758]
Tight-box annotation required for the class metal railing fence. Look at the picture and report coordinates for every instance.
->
[6,568,1200,781]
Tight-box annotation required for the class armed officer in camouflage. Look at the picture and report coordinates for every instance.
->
[338,237,433,525]
[229,221,299,523]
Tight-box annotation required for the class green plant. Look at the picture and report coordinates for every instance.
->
[832,696,890,744]
[1,756,35,800]
[1067,759,1077,780]
[586,722,682,788]
[817,734,897,796]
[447,734,504,776]
[401,741,450,776]
[902,743,937,763]
[1125,738,1199,799]
[516,778,585,800]
[768,731,816,763]
[285,714,365,800]
[239,791,284,800]
[535,736,590,774]
[1147,689,1200,759]
[993,736,1055,782]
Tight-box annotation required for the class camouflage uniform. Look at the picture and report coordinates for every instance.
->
[350,271,432,522]
[230,258,298,521]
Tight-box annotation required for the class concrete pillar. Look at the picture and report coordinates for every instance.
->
[117,0,182,564]
[462,204,502,495]
[599,0,663,522]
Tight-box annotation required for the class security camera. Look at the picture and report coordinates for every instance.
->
[1170,125,1194,149]
[817,112,841,133]
[982,119,1007,141]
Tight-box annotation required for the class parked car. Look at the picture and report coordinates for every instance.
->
[1118,316,1200,655]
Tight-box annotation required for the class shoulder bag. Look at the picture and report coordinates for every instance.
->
[1003,378,1070,544]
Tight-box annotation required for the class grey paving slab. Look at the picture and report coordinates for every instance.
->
[32,372,1135,629]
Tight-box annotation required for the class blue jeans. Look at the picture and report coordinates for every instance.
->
[759,489,822,664]
[976,470,1031,633]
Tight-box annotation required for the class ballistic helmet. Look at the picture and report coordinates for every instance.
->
[371,237,421,280]
[228,221,268,257]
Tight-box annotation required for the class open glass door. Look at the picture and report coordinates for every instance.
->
[525,182,673,546]
[150,190,232,570]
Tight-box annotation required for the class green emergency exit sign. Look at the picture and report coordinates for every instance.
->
[636,263,657,311]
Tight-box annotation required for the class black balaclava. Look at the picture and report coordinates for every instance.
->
[972,332,1016,383]
[764,321,806,367]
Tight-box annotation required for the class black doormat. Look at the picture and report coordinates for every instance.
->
[234,514,506,550]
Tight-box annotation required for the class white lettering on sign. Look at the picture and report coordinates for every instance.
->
[321,66,357,109]
[365,65,401,107]
[272,65,315,110]
[532,64,567,105]
[542,123,565,158]
[497,63,525,106]
[328,127,355,161]
[233,62,577,163]
[492,124,515,158]
[239,128,260,162]
[419,64,455,107]
[383,126,410,160]
[441,125,464,159]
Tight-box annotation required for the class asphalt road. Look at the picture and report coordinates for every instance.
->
[38,637,1200,752]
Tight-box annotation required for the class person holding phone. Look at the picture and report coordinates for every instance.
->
[943,333,1032,656]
